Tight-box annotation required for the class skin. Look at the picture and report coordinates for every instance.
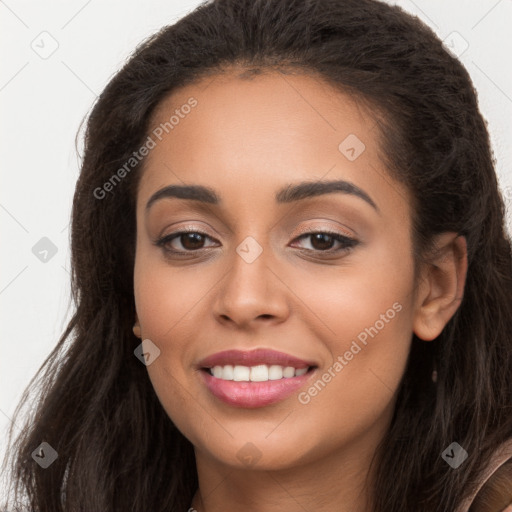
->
[133,69,467,512]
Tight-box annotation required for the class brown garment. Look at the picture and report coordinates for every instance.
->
[456,439,512,512]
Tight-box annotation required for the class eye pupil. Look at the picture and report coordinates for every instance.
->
[182,233,205,249]
[311,233,334,250]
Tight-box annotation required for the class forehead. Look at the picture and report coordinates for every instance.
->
[136,69,408,219]
[146,69,375,159]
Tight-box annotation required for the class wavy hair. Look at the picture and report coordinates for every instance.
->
[2,0,512,510]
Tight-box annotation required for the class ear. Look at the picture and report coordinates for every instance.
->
[413,233,468,341]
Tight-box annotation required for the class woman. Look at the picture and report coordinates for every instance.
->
[3,0,512,510]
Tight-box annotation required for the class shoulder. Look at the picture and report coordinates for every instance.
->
[456,438,512,512]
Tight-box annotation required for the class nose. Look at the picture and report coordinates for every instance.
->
[212,238,291,329]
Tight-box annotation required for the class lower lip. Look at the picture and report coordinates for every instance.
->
[200,369,315,408]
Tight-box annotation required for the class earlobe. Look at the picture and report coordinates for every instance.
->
[133,314,142,338]
[413,233,468,341]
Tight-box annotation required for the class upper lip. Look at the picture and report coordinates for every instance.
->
[198,348,316,369]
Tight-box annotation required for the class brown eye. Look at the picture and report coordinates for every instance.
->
[178,232,207,250]
[309,233,336,251]
[291,231,358,253]
[155,230,218,253]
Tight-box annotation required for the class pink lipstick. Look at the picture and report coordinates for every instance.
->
[197,349,317,408]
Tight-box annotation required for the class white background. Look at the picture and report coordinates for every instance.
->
[1,0,511,491]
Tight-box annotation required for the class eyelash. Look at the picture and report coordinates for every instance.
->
[154,228,359,257]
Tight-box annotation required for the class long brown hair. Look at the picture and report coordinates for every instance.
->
[2,0,512,510]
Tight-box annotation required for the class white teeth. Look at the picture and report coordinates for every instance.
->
[283,366,295,378]
[223,365,234,380]
[268,365,283,380]
[250,365,268,382]
[209,364,310,381]
[233,365,250,381]
[212,365,224,378]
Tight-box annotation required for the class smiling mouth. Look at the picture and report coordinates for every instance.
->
[201,364,317,382]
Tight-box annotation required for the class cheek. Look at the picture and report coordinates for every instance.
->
[133,258,198,436]
[304,312,412,451]
[133,240,214,343]
[292,241,415,444]
[293,231,415,352]
[133,246,220,430]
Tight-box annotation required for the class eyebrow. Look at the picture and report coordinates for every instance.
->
[145,179,379,212]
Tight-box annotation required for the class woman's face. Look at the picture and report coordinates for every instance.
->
[133,70,418,471]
